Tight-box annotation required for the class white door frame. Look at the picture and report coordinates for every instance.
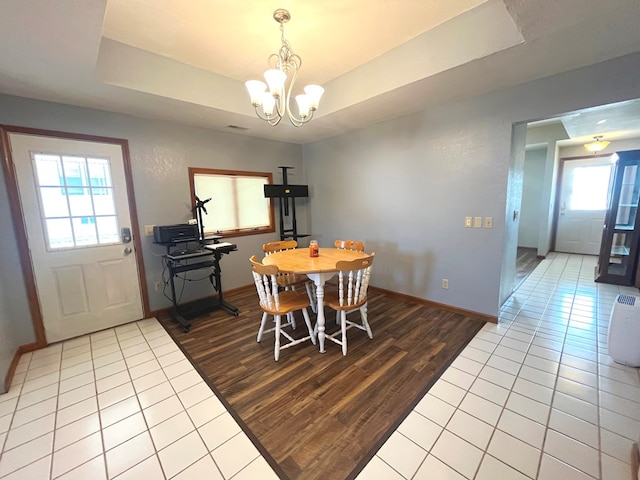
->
[0,125,149,347]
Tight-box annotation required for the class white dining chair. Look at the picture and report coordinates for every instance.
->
[250,256,316,361]
[321,252,375,355]
[263,240,317,313]
[333,239,365,252]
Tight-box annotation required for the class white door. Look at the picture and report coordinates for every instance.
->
[556,157,614,255]
[10,133,144,343]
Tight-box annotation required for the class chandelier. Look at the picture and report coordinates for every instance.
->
[245,9,324,127]
[584,135,610,153]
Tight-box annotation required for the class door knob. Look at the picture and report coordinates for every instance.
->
[124,247,132,255]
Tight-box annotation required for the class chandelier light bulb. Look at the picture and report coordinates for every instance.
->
[296,94,311,118]
[245,80,267,106]
[261,92,276,116]
[264,69,287,99]
[304,85,324,110]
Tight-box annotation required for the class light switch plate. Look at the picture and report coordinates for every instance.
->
[473,216,482,228]
[144,225,155,236]
[484,216,493,228]
[464,217,472,228]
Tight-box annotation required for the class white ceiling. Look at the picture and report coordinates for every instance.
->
[1,0,640,144]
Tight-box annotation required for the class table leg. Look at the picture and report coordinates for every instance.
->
[308,273,327,353]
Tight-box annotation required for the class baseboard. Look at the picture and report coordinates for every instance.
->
[150,283,497,324]
[4,341,39,392]
[369,286,498,324]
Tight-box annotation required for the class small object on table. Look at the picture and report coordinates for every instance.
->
[309,240,319,257]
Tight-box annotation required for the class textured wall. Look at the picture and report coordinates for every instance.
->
[0,96,304,365]
[303,52,640,316]
[519,148,547,248]
[2,51,640,356]
[0,162,33,391]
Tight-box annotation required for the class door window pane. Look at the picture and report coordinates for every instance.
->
[72,217,98,246]
[45,218,74,249]
[34,154,64,186]
[569,165,612,210]
[93,188,116,216]
[39,186,70,217]
[68,188,95,216]
[96,216,119,243]
[33,153,119,250]
[88,158,112,187]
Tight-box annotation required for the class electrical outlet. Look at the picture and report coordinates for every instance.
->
[464,217,472,228]
[144,225,155,236]
[442,279,449,289]
[154,281,162,291]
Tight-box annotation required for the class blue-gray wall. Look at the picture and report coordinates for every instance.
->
[0,97,305,386]
[2,52,640,387]
[303,52,640,316]
[519,148,547,249]
[0,172,32,393]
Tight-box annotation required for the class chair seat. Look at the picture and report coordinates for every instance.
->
[260,290,311,315]
[324,289,367,311]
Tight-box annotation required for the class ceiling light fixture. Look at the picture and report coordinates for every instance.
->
[584,135,610,153]
[245,9,324,127]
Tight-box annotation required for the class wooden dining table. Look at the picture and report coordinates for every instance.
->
[262,247,369,353]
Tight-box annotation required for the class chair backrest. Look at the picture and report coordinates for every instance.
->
[263,240,298,255]
[250,255,281,311]
[334,239,365,252]
[335,253,375,307]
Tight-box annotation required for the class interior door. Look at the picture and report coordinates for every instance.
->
[9,133,143,343]
[555,157,614,255]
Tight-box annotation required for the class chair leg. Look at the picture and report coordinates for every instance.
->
[274,315,281,361]
[361,303,373,339]
[288,312,297,329]
[257,312,268,342]
[305,281,317,314]
[340,311,348,356]
[302,308,316,345]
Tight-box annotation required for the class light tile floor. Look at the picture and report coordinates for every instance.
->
[1,253,639,479]
[0,317,280,479]
[358,253,640,480]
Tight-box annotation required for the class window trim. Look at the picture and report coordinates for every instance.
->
[188,167,275,238]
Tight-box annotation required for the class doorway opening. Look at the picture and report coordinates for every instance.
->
[512,98,640,296]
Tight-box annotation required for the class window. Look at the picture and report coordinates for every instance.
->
[189,168,274,237]
[568,164,613,210]
[33,153,119,250]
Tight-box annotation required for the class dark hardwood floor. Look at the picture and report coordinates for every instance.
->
[158,287,486,480]
[515,246,542,291]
